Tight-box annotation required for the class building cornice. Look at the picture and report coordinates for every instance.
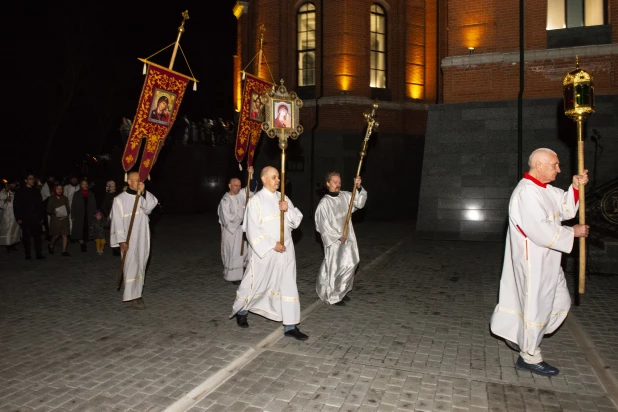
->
[442,43,618,68]
[302,95,429,110]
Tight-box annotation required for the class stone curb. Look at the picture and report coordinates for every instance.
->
[566,313,618,409]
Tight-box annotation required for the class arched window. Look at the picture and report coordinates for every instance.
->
[297,3,316,87]
[547,0,605,29]
[370,4,386,89]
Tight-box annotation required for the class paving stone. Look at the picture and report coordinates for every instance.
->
[2,216,617,412]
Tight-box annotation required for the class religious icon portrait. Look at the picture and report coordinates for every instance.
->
[148,89,176,125]
[249,93,265,122]
[272,100,293,129]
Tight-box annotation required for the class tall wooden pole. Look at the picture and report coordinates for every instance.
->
[118,11,189,291]
[342,103,379,238]
[562,57,594,295]
[576,117,586,294]
[256,25,265,78]
[279,137,287,244]
[240,24,266,255]
[169,11,189,70]
[240,167,253,256]
[117,185,142,291]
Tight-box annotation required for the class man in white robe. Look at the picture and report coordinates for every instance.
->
[110,172,158,310]
[315,172,367,305]
[218,167,254,284]
[490,148,589,376]
[231,166,308,341]
[0,182,21,250]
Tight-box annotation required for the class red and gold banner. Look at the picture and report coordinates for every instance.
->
[122,62,190,181]
[235,73,273,166]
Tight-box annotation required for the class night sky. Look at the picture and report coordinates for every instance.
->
[5,0,238,181]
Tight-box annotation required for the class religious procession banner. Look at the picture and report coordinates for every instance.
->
[235,72,273,167]
[122,61,191,181]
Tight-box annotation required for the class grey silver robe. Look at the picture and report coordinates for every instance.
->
[0,189,20,245]
[218,190,252,281]
[315,188,367,304]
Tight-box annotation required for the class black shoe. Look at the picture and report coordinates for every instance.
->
[62,251,71,257]
[236,314,249,328]
[343,295,351,302]
[48,245,54,255]
[334,300,346,306]
[284,327,308,341]
[505,339,521,352]
[516,356,559,377]
[80,243,87,252]
[131,298,146,310]
[231,280,241,286]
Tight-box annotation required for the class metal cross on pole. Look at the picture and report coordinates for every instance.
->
[343,102,379,238]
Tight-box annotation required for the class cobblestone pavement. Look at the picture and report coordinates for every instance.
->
[0,214,616,412]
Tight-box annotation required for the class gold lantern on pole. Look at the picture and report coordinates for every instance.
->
[562,56,594,294]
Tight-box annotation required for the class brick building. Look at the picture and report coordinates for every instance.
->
[234,0,618,237]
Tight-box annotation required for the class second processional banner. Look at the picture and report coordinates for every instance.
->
[234,72,273,167]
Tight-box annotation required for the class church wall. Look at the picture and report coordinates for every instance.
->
[416,95,618,241]
[443,54,618,104]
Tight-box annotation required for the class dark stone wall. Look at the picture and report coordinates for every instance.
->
[152,129,426,222]
[152,145,234,215]
[416,95,618,241]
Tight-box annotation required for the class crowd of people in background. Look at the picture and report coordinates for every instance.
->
[119,116,236,147]
[0,174,124,259]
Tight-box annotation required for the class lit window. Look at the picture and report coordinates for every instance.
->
[370,4,386,88]
[297,3,316,87]
[547,0,605,29]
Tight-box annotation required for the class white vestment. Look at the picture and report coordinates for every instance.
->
[0,189,21,245]
[64,184,79,232]
[218,190,253,281]
[490,176,578,358]
[110,191,158,301]
[315,188,367,304]
[40,183,52,201]
[231,188,303,325]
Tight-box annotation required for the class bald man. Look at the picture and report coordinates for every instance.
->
[490,148,589,376]
[231,166,308,340]
[110,172,158,310]
[218,167,254,284]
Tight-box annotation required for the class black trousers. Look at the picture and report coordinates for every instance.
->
[21,222,43,257]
